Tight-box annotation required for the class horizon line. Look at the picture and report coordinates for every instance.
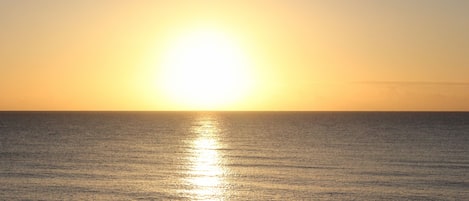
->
[0,110,468,112]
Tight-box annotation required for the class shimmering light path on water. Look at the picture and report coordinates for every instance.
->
[0,112,468,200]
[185,115,225,200]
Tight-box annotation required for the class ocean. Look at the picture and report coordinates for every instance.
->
[0,112,468,200]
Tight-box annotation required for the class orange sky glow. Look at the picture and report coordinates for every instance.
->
[1,1,468,111]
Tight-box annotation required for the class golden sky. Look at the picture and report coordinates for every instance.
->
[1,0,468,111]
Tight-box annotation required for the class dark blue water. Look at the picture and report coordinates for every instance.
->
[0,112,468,200]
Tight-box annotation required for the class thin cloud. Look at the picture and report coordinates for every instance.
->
[354,81,469,86]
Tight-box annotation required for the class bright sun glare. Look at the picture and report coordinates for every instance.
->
[159,28,253,110]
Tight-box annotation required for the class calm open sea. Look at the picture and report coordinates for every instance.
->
[0,112,468,200]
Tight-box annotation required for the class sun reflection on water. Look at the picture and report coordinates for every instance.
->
[187,115,225,200]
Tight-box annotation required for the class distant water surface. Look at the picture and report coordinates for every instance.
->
[0,112,468,200]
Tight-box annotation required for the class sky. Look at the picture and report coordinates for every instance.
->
[1,0,468,111]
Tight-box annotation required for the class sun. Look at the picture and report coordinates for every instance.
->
[158,28,253,110]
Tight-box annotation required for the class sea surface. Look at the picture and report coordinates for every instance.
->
[0,112,468,200]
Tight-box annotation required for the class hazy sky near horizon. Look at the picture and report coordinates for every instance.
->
[1,0,468,111]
